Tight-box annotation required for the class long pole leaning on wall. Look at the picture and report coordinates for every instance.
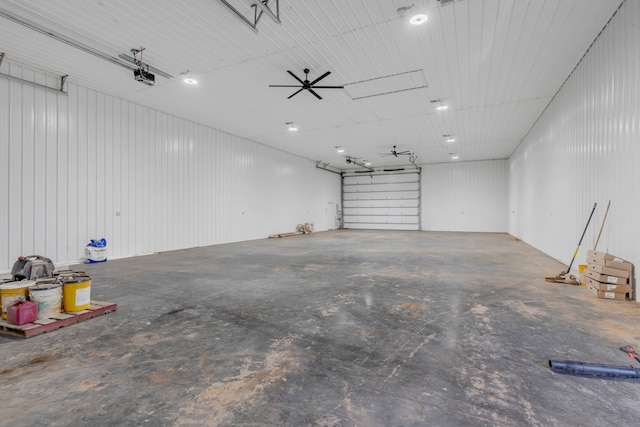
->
[0,52,68,94]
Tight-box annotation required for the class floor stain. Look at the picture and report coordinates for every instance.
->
[176,334,306,426]
[471,304,489,315]
[401,303,430,310]
[502,300,546,319]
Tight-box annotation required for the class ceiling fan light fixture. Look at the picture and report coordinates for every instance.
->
[410,13,428,25]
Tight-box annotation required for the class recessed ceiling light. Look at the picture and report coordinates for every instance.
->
[447,137,456,143]
[364,161,371,166]
[431,99,448,110]
[451,154,459,160]
[286,122,298,131]
[410,13,428,25]
[183,77,198,85]
[337,148,345,153]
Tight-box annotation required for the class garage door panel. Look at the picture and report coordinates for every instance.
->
[343,192,419,201]
[343,171,420,231]
[343,215,419,224]
[343,199,420,208]
[344,207,420,216]
[343,173,418,185]
[343,192,418,202]
[343,182,420,193]
[346,223,420,230]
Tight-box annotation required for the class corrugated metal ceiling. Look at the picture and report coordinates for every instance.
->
[0,0,623,169]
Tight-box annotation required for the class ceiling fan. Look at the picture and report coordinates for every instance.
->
[269,68,344,99]
[379,145,412,157]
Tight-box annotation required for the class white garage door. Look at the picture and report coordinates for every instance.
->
[342,170,421,230]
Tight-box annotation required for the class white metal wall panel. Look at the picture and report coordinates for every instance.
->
[509,0,639,299]
[343,171,420,230]
[0,61,341,272]
[421,160,508,232]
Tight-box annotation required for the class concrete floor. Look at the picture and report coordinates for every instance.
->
[1,230,640,426]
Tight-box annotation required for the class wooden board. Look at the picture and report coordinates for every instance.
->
[0,301,117,338]
[268,232,303,238]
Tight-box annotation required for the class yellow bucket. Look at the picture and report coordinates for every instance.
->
[578,264,588,286]
[62,277,91,312]
[1,280,34,319]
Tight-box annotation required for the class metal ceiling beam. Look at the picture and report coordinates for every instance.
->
[0,7,134,73]
[216,0,280,33]
[253,0,280,24]
[217,0,259,33]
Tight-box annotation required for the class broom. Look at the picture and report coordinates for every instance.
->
[546,202,597,285]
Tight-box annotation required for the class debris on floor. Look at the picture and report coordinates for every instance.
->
[268,223,315,238]
[268,232,301,238]
[296,223,314,234]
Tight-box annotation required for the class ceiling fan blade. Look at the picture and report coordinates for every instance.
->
[287,70,305,85]
[288,88,304,99]
[312,85,344,89]
[309,71,331,86]
[269,84,302,87]
[308,88,323,100]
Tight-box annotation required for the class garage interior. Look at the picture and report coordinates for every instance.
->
[1,0,639,426]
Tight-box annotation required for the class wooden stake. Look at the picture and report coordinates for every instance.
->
[594,200,611,250]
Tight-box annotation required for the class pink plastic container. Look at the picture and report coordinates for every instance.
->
[6,300,38,325]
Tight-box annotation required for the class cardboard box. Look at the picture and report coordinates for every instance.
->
[587,263,630,279]
[584,269,628,285]
[587,283,628,300]
[587,256,634,272]
[584,277,632,293]
[600,259,632,272]
[587,250,633,271]
[587,250,618,261]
